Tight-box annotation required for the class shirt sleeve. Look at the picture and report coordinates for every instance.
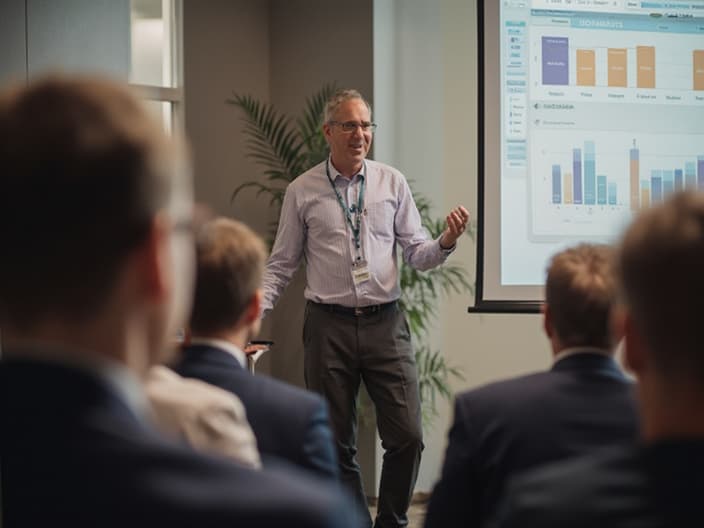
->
[394,176,454,271]
[261,183,306,317]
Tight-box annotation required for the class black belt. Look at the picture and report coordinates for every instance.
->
[311,300,397,317]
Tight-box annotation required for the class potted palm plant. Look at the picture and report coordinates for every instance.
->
[226,84,472,427]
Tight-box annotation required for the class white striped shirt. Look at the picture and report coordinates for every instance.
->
[262,158,453,315]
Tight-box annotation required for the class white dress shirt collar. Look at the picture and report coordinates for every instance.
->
[328,155,366,182]
[553,346,612,365]
[189,337,247,368]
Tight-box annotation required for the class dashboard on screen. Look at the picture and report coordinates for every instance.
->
[475,0,704,311]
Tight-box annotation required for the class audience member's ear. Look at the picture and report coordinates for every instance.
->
[623,313,647,377]
[542,303,554,339]
[611,304,626,343]
[244,289,263,324]
[136,213,172,304]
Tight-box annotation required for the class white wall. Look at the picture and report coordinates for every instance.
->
[0,0,27,85]
[27,0,130,80]
[184,0,271,231]
[0,0,130,86]
[373,0,550,493]
[183,0,277,373]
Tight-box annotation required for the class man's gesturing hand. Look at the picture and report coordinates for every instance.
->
[439,206,470,250]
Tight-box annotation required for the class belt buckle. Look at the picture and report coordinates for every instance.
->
[354,307,363,316]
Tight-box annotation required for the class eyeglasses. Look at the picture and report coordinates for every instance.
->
[329,121,378,133]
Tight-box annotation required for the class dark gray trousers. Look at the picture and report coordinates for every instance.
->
[303,301,423,528]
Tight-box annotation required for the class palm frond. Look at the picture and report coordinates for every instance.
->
[297,82,338,157]
[231,181,286,205]
[415,346,465,427]
[226,94,307,184]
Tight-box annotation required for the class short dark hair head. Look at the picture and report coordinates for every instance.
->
[189,218,266,336]
[618,191,704,383]
[0,75,182,327]
[545,243,617,349]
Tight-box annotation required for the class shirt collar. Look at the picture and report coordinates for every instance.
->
[328,155,366,183]
[553,346,613,365]
[188,337,247,368]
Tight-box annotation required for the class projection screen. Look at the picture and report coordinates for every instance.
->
[473,0,704,312]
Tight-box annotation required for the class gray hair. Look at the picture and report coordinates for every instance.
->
[323,89,372,124]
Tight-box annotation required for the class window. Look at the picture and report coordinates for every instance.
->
[129,0,183,134]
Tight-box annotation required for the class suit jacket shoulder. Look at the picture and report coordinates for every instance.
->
[174,345,338,479]
[424,354,639,528]
[0,358,352,528]
[494,440,704,528]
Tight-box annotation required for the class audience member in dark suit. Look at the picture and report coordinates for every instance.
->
[0,75,354,528]
[491,192,704,528]
[424,243,639,528]
[172,217,339,480]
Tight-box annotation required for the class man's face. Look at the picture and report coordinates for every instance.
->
[324,98,373,174]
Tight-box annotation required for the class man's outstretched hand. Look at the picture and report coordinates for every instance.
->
[439,206,470,250]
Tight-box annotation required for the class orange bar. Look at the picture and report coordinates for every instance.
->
[695,50,704,91]
[576,49,596,86]
[641,188,650,209]
[564,172,573,204]
[637,46,655,89]
[608,48,628,87]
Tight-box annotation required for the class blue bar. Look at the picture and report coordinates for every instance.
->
[675,169,683,192]
[552,164,562,204]
[686,161,697,189]
[663,170,674,196]
[630,145,639,210]
[699,156,704,191]
[573,148,583,205]
[584,141,596,205]
[652,170,663,202]
[597,175,607,205]
[608,182,617,206]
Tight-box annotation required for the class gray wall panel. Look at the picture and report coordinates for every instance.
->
[27,0,130,80]
[0,0,28,86]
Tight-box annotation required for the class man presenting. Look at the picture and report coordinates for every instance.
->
[263,89,470,528]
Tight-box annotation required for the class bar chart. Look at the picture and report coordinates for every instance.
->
[532,22,704,95]
[550,140,704,209]
[530,130,704,239]
[550,140,621,206]
[635,157,704,209]
[541,36,703,91]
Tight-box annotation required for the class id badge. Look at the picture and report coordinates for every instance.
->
[352,260,371,285]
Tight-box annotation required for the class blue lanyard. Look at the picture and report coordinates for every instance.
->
[325,159,365,251]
